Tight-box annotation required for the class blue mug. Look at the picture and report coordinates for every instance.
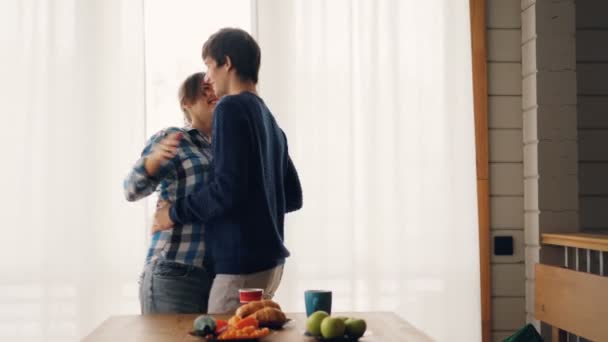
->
[305,290,332,317]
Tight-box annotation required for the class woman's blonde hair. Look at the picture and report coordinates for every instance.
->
[178,72,206,124]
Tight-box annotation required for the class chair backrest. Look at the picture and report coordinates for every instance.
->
[535,263,608,341]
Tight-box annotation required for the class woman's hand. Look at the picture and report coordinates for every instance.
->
[144,131,183,176]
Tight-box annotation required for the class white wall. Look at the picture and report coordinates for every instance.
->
[487,1,526,340]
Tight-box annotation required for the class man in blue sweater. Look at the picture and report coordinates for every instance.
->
[153,28,303,313]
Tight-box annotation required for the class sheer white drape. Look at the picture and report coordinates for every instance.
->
[142,0,252,233]
[0,1,147,340]
[256,0,481,340]
[0,1,254,340]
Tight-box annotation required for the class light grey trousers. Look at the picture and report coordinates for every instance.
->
[207,264,284,314]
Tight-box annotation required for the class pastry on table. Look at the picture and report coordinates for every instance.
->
[234,300,288,327]
[235,299,282,318]
[248,307,287,325]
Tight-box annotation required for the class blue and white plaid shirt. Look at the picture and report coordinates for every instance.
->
[124,126,212,268]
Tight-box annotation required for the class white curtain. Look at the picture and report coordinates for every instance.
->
[0,1,147,340]
[256,0,481,340]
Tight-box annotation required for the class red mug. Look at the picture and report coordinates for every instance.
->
[239,288,264,303]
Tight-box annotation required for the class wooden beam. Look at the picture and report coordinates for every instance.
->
[469,0,490,341]
[542,233,608,252]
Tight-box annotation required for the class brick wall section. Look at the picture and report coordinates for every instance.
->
[577,0,608,231]
[487,1,525,340]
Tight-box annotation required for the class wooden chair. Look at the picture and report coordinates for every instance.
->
[535,233,608,341]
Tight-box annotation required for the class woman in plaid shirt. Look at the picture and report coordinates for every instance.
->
[124,72,217,314]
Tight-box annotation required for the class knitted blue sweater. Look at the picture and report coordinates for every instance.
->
[170,92,303,274]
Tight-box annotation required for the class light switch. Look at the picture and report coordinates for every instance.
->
[494,236,514,256]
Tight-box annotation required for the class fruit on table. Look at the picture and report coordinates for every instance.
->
[235,316,259,330]
[218,326,270,340]
[193,315,216,335]
[306,310,329,336]
[218,316,269,340]
[215,319,228,334]
[345,318,367,338]
[320,317,346,339]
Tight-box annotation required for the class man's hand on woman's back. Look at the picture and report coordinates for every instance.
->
[151,200,174,234]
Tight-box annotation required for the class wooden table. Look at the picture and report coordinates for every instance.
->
[83,312,433,342]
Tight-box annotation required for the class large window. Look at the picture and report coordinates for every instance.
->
[0,2,253,341]
[144,0,252,135]
[2,1,481,340]
[141,0,253,237]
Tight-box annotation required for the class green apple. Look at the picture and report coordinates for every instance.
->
[320,317,346,339]
[306,311,329,336]
[345,318,367,338]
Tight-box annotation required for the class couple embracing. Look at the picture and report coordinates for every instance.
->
[124,28,302,315]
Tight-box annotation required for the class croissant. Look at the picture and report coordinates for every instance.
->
[228,315,241,327]
[235,300,282,318]
[248,307,287,325]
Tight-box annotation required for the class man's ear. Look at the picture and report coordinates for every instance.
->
[224,55,233,71]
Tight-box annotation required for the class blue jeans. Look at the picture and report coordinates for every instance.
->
[139,259,213,314]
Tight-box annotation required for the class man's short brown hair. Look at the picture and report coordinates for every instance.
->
[202,28,261,84]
